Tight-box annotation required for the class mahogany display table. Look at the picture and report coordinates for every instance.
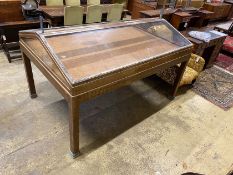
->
[19,18,192,158]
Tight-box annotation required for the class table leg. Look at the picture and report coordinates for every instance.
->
[69,98,80,158]
[22,53,37,98]
[171,61,188,98]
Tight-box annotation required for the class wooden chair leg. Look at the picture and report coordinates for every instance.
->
[69,98,80,158]
[22,53,37,98]
[1,35,12,63]
[171,60,188,98]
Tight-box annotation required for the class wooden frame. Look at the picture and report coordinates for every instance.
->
[19,18,193,158]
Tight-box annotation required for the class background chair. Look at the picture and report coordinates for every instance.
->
[0,34,21,63]
[65,0,80,6]
[113,0,127,9]
[64,6,84,25]
[86,5,102,23]
[87,0,100,5]
[156,54,205,87]
[107,4,123,22]
[46,0,63,6]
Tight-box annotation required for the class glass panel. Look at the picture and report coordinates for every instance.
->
[38,20,191,83]
[134,21,191,47]
[43,20,191,84]
[22,38,69,86]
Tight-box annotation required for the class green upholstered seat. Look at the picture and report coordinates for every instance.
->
[87,0,100,5]
[64,6,84,26]
[113,0,127,8]
[107,4,123,22]
[86,5,103,24]
[46,0,64,6]
[65,0,80,6]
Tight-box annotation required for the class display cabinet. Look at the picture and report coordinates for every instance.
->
[19,18,192,158]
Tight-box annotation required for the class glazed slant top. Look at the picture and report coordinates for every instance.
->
[19,18,192,85]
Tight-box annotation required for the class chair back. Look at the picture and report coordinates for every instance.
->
[46,0,64,6]
[87,0,100,5]
[86,5,102,23]
[65,0,80,6]
[107,4,123,22]
[64,6,84,25]
[113,0,127,8]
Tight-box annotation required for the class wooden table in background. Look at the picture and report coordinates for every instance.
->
[203,3,231,20]
[127,0,157,19]
[224,0,233,19]
[140,8,214,28]
[0,0,24,23]
[170,12,192,30]
[140,9,176,21]
[39,5,128,26]
[192,10,214,27]
[183,30,227,68]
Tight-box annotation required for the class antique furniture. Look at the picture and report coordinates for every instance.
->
[107,4,124,22]
[140,9,176,21]
[176,0,204,8]
[0,0,48,63]
[224,0,233,19]
[156,53,205,87]
[170,12,192,30]
[0,20,48,62]
[192,10,214,27]
[140,8,213,28]
[185,30,227,68]
[0,35,21,63]
[127,0,157,19]
[0,0,24,23]
[19,18,193,157]
[203,3,231,20]
[86,5,103,23]
[64,6,84,25]
[39,5,128,26]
